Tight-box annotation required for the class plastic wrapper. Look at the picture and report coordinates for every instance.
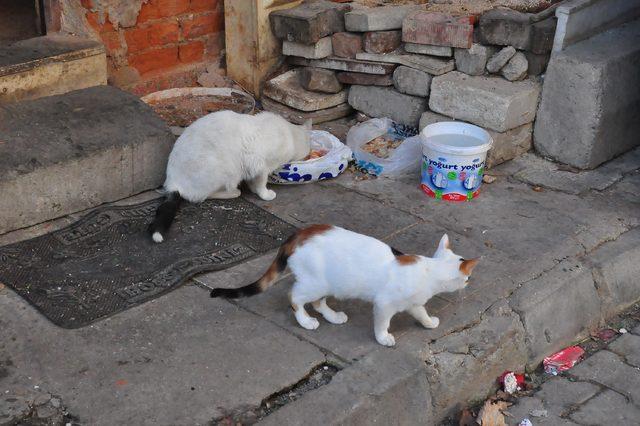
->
[543,345,585,375]
[346,118,422,176]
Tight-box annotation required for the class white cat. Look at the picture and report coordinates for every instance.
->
[148,110,311,243]
[211,224,479,346]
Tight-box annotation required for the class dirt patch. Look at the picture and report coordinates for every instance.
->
[353,0,556,14]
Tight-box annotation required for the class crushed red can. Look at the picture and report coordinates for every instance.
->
[543,346,585,375]
[498,370,526,393]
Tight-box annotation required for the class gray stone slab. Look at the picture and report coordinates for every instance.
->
[606,169,640,205]
[429,71,541,132]
[0,285,326,425]
[534,19,640,169]
[336,71,393,86]
[477,9,533,50]
[510,260,601,367]
[404,42,452,57]
[345,5,419,31]
[454,43,496,76]
[261,97,353,125]
[348,85,427,127]
[609,333,640,368]
[571,389,640,426]
[299,67,343,93]
[501,52,528,81]
[536,377,600,416]
[0,86,174,234]
[282,37,333,59]
[289,55,396,75]
[511,149,640,195]
[356,51,454,75]
[392,65,431,97]
[269,0,349,44]
[263,69,348,112]
[486,46,516,73]
[570,350,640,405]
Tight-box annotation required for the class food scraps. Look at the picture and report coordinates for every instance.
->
[361,134,403,159]
[303,149,328,161]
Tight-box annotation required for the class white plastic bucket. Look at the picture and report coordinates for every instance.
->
[420,122,493,202]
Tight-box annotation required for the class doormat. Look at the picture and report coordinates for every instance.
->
[0,197,296,328]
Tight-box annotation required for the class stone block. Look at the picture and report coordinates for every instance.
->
[524,51,549,75]
[356,51,454,75]
[0,86,174,234]
[429,71,541,132]
[336,71,393,86]
[509,260,601,367]
[299,67,343,93]
[536,377,600,417]
[288,55,396,75]
[609,333,640,368]
[393,65,431,97]
[531,17,556,54]
[486,46,516,73]
[404,42,452,57]
[345,5,418,31]
[282,37,333,59]
[269,0,349,44]
[263,69,348,112]
[363,30,402,54]
[418,110,532,167]
[348,85,427,127]
[402,11,474,48]
[261,97,353,125]
[534,19,640,169]
[501,51,528,81]
[477,9,532,50]
[331,32,363,59]
[571,390,640,426]
[454,43,496,76]
[588,228,640,317]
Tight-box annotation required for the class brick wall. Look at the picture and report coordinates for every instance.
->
[77,0,225,95]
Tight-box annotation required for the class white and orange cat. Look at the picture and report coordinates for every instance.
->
[211,224,479,346]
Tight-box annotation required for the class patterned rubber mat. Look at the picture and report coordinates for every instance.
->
[0,197,295,328]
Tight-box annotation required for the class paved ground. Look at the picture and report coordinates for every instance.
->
[1,146,639,425]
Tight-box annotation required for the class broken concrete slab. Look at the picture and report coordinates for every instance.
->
[363,30,402,54]
[535,377,600,417]
[331,32,363,59]
[261,97,352,125]
[501,51,528,81]
[454,43,496,76]
[0,86,174,234]
[355,51,455,75]
[348,85,427,127]
[0,285,327,424]
[299,67,343,94]
[393,65,431,97]
[263,69,348,112]
[403,11,474,48]
[345,5,419,31]
[429,71,541,132]
[336,71,393,86]
[534,19,640,169]
[570,389,640,426]
[269,0,349,44]
[486,46,516,73]
[282,37,333,59]
[288,55,396,75]
[404,42,452,57]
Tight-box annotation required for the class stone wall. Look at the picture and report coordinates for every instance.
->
[60,0,225,95]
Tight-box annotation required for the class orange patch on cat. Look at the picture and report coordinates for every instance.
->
[396,254,420,265]
[460,258,479,275]
[284,224,333,255]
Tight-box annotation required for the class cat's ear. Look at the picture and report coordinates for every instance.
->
[435,233,451,256]
[302,119,313,130]
[460,258,480,276]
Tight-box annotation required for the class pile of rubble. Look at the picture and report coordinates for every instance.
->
[264,0,558,168]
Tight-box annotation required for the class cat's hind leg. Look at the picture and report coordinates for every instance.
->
[407,305,439,329]
[312,298,348,325]
[248,173,276,201]
[289,286,320,330]
[373,303,397,347]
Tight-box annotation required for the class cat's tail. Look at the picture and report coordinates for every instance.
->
[148,191,183,243]
[210,234,295,299]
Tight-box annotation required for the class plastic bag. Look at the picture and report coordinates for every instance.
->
[269,130,352,184]
[346,117,423,177]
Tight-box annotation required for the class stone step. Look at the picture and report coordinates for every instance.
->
[0,86,174,234]
[0,34,107,104]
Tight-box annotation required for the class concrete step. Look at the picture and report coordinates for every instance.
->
[0,85,174,234]
[0,34,107,104]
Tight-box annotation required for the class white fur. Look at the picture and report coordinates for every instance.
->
[164,111,311,202]
[287,228,475,346]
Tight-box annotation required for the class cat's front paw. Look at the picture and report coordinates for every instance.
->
[424,316,439,329]
[259,189,276,201]
[376,332,396,347]
[298,317,320,330]
[328,311,348,325]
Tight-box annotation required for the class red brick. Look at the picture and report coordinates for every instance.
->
[189,0,219,13]
[137,0,191,23]
[100,31,122,52]
[331,32,362,59]
[179,40,204,63]
[181,12,222,39]
[80,0,94,9]
[129,65,203,95]
[363,31,401,54]
[86,11,115,33]
[402,11,474,48]
[128,46,179,75]
[125,21,180,52]
[203,33,224,59]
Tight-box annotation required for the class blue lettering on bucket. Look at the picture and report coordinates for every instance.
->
[473,158,480,163]
[438,157,447,162]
